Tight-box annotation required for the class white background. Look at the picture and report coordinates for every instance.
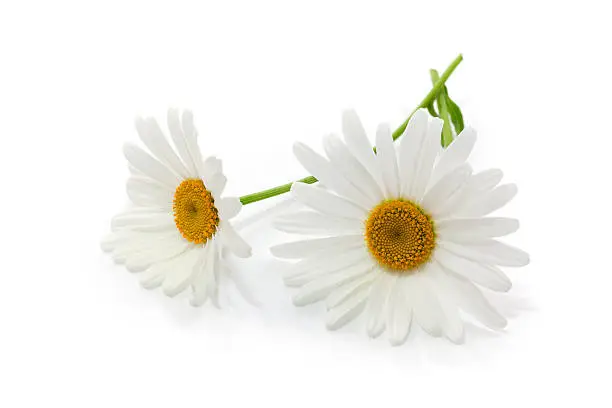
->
[1,0,611,406]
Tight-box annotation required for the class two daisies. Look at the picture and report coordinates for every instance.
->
[102,108,528,345]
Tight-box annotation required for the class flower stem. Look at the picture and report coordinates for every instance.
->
[239,54,463,205]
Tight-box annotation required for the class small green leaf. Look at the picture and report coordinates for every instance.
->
[426,100,439,118]
[444,89,465,134]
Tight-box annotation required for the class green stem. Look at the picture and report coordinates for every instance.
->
[430,69,453,147]
[239,54,463,205]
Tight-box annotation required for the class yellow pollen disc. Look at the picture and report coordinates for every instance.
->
[364,199,435,273]
[173,179,220,244]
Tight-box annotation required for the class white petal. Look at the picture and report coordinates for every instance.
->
[167,108,199,177]
[468,169,504,192]
[293,263,374,306]
[431,266,507,330]
[220,221,251,258]
[206,173,227,199]
[140,273,165,290]
[457,184,518,217]
[293,142,372,209]
[322,134,384,203]
[218,197,242,220]
[101,233,121,252]
[365,274,393,338]
[409,273,444,337]
[111,231,180,263]
[434,169,504,220]
[206,246,221,308]
[162,249,200,297]
[283,249,370,287]
[435,247,512,291]
[325,286,368,330]
[225,264,260,307]
[410,118,443,200]
[423,264,465,343]
[421,164,471,214]
[123,143,181,189]
[430,127,476,186]
[398,109,428,197]
[270,235,362,259]
[125,238,189,273]
[442,239,529,268]
[342,110,384,188]
[375,123,400,198]
[135,117,189,178]
[190,242,214,307]
[386,276,413,346]
[112,212,174,232]
[201,156,223,180]
[181,110,204,175]
[274,211,362,236]
[126,177,173,208]
[291,182,367,219]
[437,217,520,242]
[326,272,377,309]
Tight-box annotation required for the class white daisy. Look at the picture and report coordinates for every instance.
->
[270,109,529,345]
[102,109,251,306]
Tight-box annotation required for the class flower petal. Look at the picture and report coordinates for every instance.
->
[342,110,384,189]
[322,134,384,203]
[162,249,201,297]
[206,172,227,199]
[126,176,173,208]
[270,235,363,259]
[123,143,181,189]
[437,217,520,242]
[408,273,444,337]
[293,142,373,209]
[125,238,189,273]
[167,108,199,177]
[112,211,174,232]
[326,272,377,309]
[218,197,242,220]
[421,164,471,214]
[135,117,189,178]
[291,182,367,220]
[431,266,507,330]
[375,123,400,198]
[293,262,374,306]
[220,221,251,258]
[365,274,393,339]
[325,286,368,331]
[435,247,512,291]
[456,184,518,217]
[442,239,529,268]
[190,242,214,307]
[410,118,443,200]
[181,110,204,174]
[398,109,429,197]
[201,156,223,180]
[386,276,413,346]
[429,127,476,187]
[274,211,362,236]
[283,248,370,287]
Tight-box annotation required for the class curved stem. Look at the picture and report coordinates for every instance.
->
[239,54,463,206]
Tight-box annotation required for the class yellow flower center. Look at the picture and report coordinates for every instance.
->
[364,199,435,273]
[173,179,219,244]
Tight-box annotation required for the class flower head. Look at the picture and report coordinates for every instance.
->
[271,109,529,345]
[102,109,251,306]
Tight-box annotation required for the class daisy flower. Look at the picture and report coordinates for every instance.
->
[102,109,251,306]
[270,109,529,345]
